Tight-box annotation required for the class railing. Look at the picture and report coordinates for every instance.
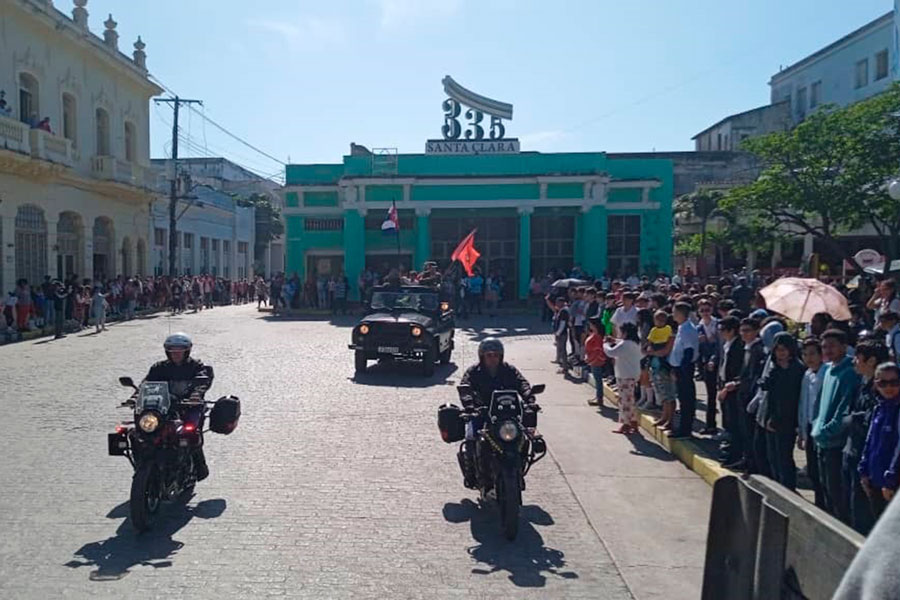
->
[0,114,31,154]
[29,129,74,167]
[91,155,148,188]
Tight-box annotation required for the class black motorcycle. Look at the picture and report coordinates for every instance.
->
[108,375,240,532]
[439,383,547,540]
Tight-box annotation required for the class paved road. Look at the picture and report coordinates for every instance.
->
[0,305,709,599]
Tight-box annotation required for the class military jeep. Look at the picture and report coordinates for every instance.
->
[349,285,455,376]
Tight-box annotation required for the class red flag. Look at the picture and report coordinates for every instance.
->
[451,229,480,276]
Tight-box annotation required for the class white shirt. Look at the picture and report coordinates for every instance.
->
[798,364,827,440]
[719,337,735,383]
[626,275,640,287]
[610,305,638,333]
[669,320,700,368]
[603,339,642,380]
[875,297,900,321]
[886,324,900,359]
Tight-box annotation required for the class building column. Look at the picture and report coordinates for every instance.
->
[414,207,430,270]
[518,206,532,300]
[343,208,365,301]
[46,214,59,281]
[579,205,607,278]
[1,213,15,292]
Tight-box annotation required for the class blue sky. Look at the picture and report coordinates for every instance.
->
[83,0,891,179]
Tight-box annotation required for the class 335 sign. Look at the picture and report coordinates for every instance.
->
[441,99,506,141]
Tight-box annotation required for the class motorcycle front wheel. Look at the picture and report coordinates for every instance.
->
[498,466,522,540]
[130,463,162,532]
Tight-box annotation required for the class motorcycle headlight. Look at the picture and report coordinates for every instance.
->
[359,324,370,335]
[138,412,160,433]
[498,421,519,442]
[411,326,423,337]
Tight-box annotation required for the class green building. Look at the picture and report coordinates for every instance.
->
[281,150,673,300]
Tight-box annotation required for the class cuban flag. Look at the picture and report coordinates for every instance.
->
[381,201,400,235]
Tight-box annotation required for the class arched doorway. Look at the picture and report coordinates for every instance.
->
[121,236,132,277]
[15,204,47,285]
[57,211,83,280]
[93,216,115,281]
[136,239,146,276]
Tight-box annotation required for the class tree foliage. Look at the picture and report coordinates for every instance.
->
[722,83,900,271]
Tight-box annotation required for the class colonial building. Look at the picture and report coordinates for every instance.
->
[152,157,283,275]
[0,0,161,292]
[282,148,674,300]
[147,183,255,280]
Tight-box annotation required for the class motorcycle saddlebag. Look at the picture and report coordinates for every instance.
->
[210,395,241,435]
[438,403,464,443]
[522,406,538,429]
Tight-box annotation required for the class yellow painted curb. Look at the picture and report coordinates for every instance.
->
[599,378,731,487]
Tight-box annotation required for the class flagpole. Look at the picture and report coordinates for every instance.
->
[394,199,402,273]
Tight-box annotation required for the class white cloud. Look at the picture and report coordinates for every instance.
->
[373,0,462,29]
[248,16,346,45]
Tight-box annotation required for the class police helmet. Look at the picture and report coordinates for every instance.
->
[164,332,193,360]
[478,337,504,362]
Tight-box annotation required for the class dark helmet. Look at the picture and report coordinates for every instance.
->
[164,332,192,360]
[478,337,504,362]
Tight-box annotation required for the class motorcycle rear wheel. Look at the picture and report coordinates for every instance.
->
[130,463,162,532]
[498,467,522,540]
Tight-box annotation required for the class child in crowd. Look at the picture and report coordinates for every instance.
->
[604,322,643,434]
[646,310,676,430]
[584,318,607,406]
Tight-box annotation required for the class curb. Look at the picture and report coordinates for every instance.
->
[592,375,732,487]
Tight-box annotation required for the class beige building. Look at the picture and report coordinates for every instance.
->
[0,0,162,292]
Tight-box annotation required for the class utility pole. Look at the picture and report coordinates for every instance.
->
[154,96,202,276]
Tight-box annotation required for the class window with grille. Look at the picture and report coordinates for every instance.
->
[607,215,641,277]
[15,204,47,285]
[18,73,39,124]
[63,93,77,144]
[531,215,575,278]
[304,218,343,231]
[95,108,110,156]
[183,233,193,249]
[124,121,136,162]
[876,49,889,81]
[238,242,248,254]
[154,228,165,246]
[856,59,869,89]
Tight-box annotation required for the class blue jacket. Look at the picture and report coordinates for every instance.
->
[811,356,861,450]
[858,397,900,490]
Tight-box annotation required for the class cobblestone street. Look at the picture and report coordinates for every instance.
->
[0,305,709,599]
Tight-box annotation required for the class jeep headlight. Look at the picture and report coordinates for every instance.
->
[498,421,519,442]
[411,326,423,337]
[138,412,160,433]
[359,324,370,335]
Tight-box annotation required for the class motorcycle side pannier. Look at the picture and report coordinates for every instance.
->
[438,403,464,443]
[210,395,241,434]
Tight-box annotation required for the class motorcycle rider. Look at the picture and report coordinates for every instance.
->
[458,337,535,489]
[144,332,213,481]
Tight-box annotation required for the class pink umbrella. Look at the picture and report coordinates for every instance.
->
[759,277,850,323]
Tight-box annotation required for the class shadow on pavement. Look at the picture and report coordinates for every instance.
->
[443,499,578,587]
[352,361,459,388]
[259,313,359,328]
[458,324,547,343]
[64,497,226,581]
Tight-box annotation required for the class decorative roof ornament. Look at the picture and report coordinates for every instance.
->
[103,13,118,50]
[133,36,147,70]
[72,0,88,29]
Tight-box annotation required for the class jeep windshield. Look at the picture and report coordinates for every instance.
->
[370,291,439,312]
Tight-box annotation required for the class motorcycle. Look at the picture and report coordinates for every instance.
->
[440,383,547,540]
[108,374,240,532]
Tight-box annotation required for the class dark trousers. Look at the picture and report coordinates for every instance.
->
[702,368,717,429]
[804,425,826,510]
[818,446,849,522]
[869,489,889,520]
[751,422,771,477]
[721,391,741,462]
[766,430,797,490]
[54,300,65,338]
[842,453,874,535]
[674,366,696,436]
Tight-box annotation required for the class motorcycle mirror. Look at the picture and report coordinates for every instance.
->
[531,384,546,395]
[119,376,137,389]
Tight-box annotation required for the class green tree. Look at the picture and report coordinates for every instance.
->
[236,193,285,274]
[675,189,723,276]
[723,83,900,272]
[675,233,702,258]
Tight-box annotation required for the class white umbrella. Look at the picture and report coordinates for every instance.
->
[759,277,850,323]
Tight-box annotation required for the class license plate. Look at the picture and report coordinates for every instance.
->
[378,346,400,354]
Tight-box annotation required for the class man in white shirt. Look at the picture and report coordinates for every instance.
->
[798,337,827,510]
[669,302,699,439]
[610,292,638,338]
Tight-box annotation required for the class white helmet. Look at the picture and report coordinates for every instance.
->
[164,332,192,359]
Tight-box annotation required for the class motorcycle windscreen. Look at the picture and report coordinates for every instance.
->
[137,381,171,414]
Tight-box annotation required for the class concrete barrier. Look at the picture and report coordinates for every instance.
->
[702,475,864,600]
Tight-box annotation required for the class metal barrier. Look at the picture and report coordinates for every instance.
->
[702,475,864,600]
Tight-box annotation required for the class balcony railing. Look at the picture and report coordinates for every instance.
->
[29,128,74,167]
[91,155,148,187]
[0,114,31,155]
